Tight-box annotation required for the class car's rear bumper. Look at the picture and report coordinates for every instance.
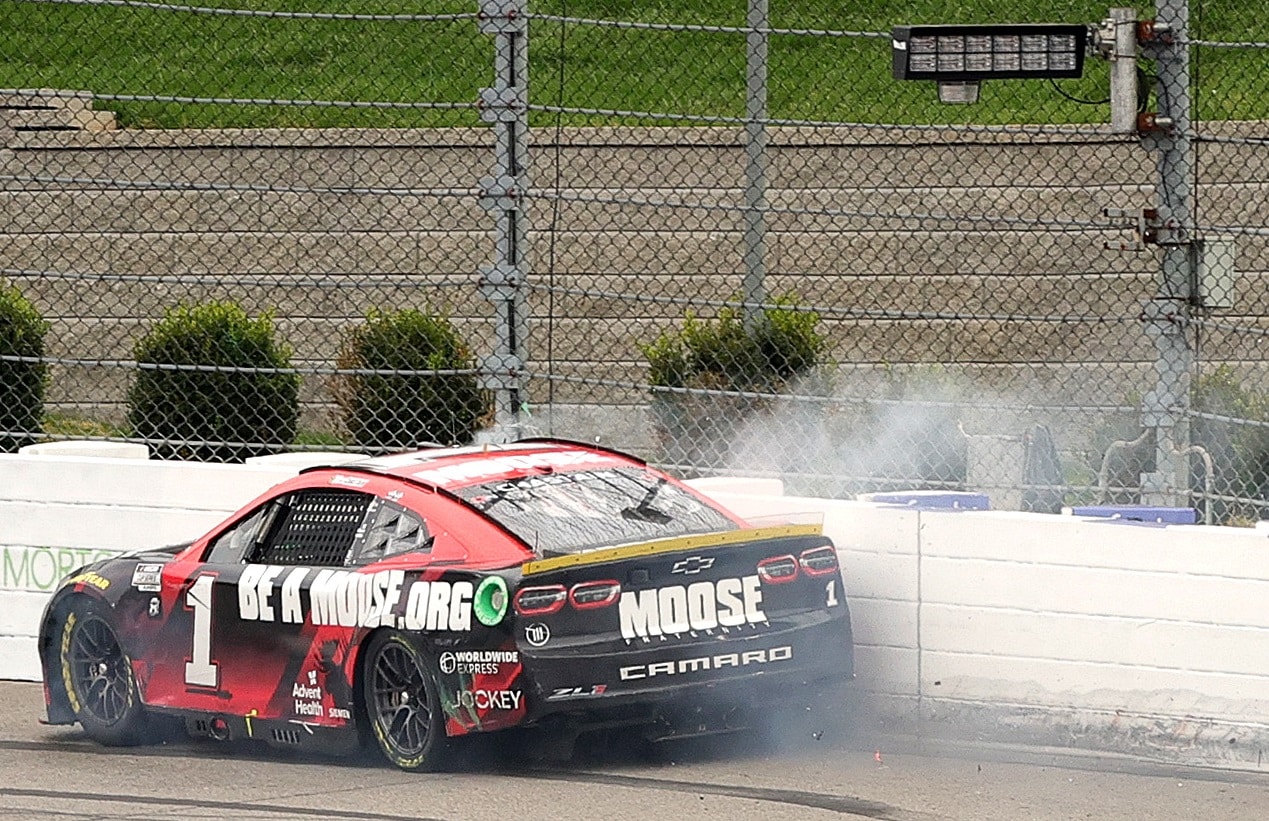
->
[519,605,853,726]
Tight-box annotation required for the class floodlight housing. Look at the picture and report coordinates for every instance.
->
[892,24,1088,82]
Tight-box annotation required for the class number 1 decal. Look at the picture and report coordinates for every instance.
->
[825,579,839,608]
[185,575,218,688]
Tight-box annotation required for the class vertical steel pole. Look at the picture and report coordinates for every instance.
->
[1108,8,1138,134]
[478,0,530,441]
[1139,0,1194,505]
[742,0,769,330]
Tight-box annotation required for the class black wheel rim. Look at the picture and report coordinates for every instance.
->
[369,641,433,758]
[68,615,131,726]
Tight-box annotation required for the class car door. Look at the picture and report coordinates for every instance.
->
[143,487,381,722]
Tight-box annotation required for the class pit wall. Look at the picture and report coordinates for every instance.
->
[3,452,1268,771]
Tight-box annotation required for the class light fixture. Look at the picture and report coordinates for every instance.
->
[893,23,1088,103]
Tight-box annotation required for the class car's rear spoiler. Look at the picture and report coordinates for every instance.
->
[520,522,825,576]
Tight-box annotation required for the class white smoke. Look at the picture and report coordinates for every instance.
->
[724,368,1056,503]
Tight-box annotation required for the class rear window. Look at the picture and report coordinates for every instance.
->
[455,467,737,555]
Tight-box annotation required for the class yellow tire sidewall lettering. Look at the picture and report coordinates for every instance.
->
[60,611,81,714]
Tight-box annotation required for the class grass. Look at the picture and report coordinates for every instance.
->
[41,412,127,440]
[1,0,1265,128]
[42,411,353,450]
[291,428,351,449]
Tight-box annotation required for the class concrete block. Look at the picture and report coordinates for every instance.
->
[920,603,1269,677]
[20,440,148,459]
[921,651,1269,724]
[9,107,115,133]
[0,88,95,112]
[0,505,223,552]
[848,596,918,649]
[0,455,298,513]
[0,591,48,636]
[919,509,1269,579]
[921,554,1269,628]
[839,550,919,601]
[244,452,368,468]
[0,636,40,682]
[0,542,127,591]
[851,645,919,696]
[687,476,785,499]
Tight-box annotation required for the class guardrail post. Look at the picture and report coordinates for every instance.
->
[1138,0,1194,506]
[742,0,769,331]
[478,0,531,441]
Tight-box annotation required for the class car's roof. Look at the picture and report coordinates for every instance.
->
[305,439,646,492]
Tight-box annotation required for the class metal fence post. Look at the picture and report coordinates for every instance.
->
[1138,0,1194,506]
[478,0,531,441]
[742,0,769,331]
[1108,8,1138,134]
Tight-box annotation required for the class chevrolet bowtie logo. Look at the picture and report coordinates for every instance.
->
[671,556,715,575]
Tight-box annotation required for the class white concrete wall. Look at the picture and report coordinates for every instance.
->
[704,484,1269,770]
[4,457,1269,769]
[919,512,1269,720]
[0,449,313,679]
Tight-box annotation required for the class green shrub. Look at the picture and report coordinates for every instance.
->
[643,296,825,393]
[127,302,300,462]
[642,297,826,471]
[0,284,49,452]
[335,309,489,450]
[1192,365,1269,522]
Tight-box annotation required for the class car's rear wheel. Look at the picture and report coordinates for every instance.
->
[362,631,450,771]
[59,599,150,746]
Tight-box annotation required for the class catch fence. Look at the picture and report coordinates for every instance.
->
[1,1,1267,522]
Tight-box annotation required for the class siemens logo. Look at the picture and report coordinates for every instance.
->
[619,645,792,680]
[618,575,765,640]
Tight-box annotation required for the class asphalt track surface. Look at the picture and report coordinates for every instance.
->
[2,682,1268,821]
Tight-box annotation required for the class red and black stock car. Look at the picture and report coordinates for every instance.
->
[38,439,854,770]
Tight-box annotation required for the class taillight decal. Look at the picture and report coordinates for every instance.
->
[512,585,567,616]
[799,546,839,576]
[757,554,799,584]
[569,580,621,610]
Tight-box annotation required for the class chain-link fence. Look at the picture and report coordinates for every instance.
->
[1,1,1266,523]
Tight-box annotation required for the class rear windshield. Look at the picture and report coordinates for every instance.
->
[456,466,738,555]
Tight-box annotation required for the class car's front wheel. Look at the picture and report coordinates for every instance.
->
[361,631,451,771]
[59,599,150,746]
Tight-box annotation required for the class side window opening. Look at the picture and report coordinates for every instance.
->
[354,499,432,564]
[205,504,275,565]
[248,490,374,567]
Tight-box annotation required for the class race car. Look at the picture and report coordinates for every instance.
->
[38,438,854,770]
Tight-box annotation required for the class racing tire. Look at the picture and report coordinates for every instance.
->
[59,599,151,746]
[361,631,451,771]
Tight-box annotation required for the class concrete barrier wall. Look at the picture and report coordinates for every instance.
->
[4,458,1269,769]
[0,451,307,679]
[698,480,1269,770]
